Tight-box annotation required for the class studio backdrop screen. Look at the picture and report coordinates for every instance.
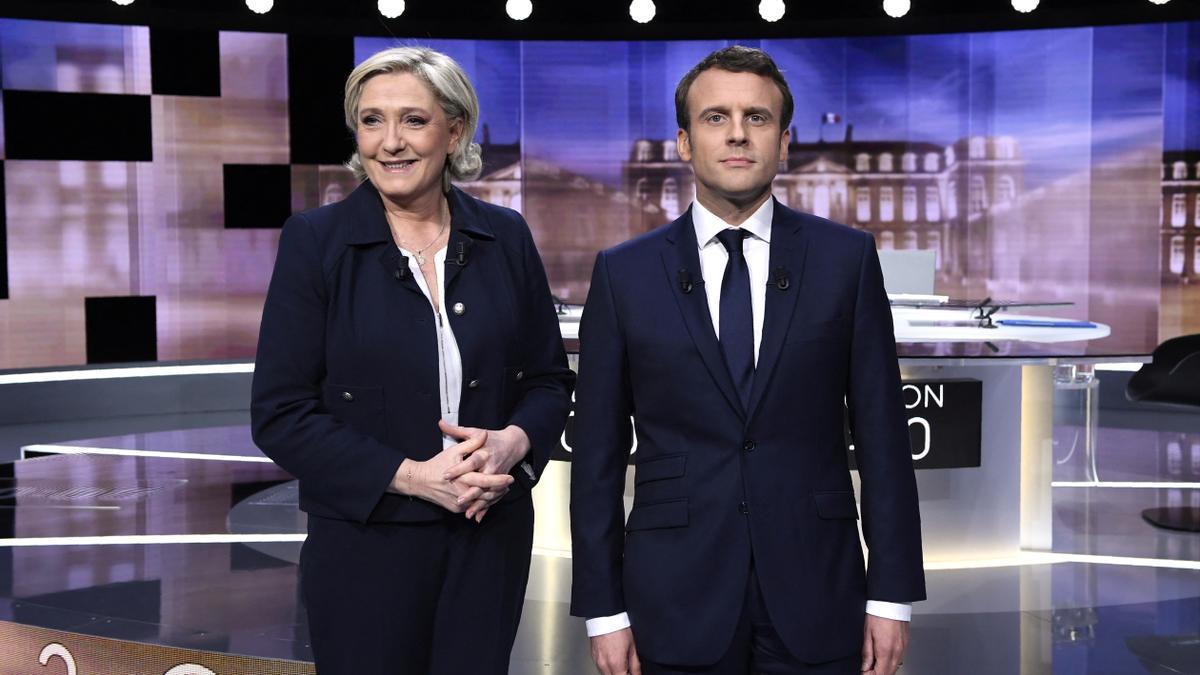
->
[0,19,1197,367]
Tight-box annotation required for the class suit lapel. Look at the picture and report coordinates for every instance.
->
[376,245,423,296]
[443,186,493,292]
[660,211,746,420]
[345,183,492,299]
[746,203,809,421]
[338,182,425,298]
[441,188,498,384]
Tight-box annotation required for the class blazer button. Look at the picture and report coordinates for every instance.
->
[341,391,354,402]
[743,439,756,452]
[515,370,524,381]
[468,379,479,389]
[738,501,750,515]
[452,302,465,316]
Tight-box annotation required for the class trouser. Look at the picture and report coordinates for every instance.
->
[300,495,534,674]
[641,566,861,675]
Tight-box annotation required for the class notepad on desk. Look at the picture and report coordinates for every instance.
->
[907,319,980,328]
[997,319,1097,328]
[888,293,949,304]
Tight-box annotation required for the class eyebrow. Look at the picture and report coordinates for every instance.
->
[697,105,774,119]
[357,106,432,116]
[697,106,729,119]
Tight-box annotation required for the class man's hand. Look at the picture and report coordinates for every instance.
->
[590,628,641,675]
[440,420,530,521]
[861,614,908,674]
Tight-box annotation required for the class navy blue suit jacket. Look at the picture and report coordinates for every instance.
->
[569,201,925,665]
[251,182,574,524]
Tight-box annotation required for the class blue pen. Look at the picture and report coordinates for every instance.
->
[998,319,1097,328]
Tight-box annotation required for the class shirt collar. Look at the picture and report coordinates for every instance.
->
[691,197,774,250]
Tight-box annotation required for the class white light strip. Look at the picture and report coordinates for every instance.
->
[1052,480,1200,489]
[922,553,1053,570]
[532,547,1200,571]
[24,444,275,464]
[923,552,1200,571]
[1048,552,1200,571]
[1094,362,1146,372]
[0,534,306,548]
[0,505,121,511]
[0,362,253,385]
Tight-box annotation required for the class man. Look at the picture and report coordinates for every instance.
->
[570,46,925,675]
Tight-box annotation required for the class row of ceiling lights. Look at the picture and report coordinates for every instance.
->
[109,0,1177,21]
[888,0,1171,16]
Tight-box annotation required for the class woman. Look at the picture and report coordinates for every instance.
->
[251,47,574,674]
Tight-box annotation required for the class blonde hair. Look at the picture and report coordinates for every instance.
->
[343,46,482,190]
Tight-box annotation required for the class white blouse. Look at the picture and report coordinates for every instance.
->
[399,244,462,450]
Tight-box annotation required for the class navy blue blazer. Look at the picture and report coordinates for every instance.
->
[569,201,925,665]
[251,182,574,524]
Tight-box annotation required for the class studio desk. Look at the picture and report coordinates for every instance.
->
[547,302,1125,564]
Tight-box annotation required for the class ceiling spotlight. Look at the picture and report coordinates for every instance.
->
[506,0,532,20]
[759,0,785,22]
[630,0,656,23]
[245,0,273,13]
[378,0,405,18]
[1148,0,1171,4]
[1011,0,1038,11]
[882,0,910,18]
[111,0,134,5]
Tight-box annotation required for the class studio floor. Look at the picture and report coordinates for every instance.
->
[0,399,1196,674]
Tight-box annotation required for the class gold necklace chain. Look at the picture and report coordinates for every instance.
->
[397,208,449,267]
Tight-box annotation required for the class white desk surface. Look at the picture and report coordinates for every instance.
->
[556,305,1111,345]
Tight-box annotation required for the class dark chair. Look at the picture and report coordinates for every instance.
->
[1126,333,1200,532]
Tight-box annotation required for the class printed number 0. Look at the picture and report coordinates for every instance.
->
[908,416,931,461]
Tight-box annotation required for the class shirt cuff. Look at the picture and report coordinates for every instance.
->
[866,600,912,622]
[585,612,632,637]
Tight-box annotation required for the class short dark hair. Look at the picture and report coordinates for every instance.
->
[674,45,794,133]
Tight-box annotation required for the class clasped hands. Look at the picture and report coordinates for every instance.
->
[392,421,530,522]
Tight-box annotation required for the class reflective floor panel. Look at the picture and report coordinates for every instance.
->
[0,414,1194,674]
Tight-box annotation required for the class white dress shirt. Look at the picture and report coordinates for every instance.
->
[400,245,463,450]
[585,199,911,637]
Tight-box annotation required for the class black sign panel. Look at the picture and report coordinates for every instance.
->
[552,378,982,471]
[846,378,982,470]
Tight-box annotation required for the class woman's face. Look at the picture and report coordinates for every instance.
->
[355,71,462,207]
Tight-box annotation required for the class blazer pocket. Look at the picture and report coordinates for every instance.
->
[812,491,859,520]
[786,317,851,343]
[625,498,689,531]
[634,453,686,485]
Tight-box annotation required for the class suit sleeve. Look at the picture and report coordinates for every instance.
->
[505,216,576,488]
[250,214,406,524]
[846,234,927,603]
[569,250,635,618]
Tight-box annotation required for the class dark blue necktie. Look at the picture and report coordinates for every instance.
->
[716,228,754,410]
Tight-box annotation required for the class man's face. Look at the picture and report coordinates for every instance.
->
[677,69,789,209]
